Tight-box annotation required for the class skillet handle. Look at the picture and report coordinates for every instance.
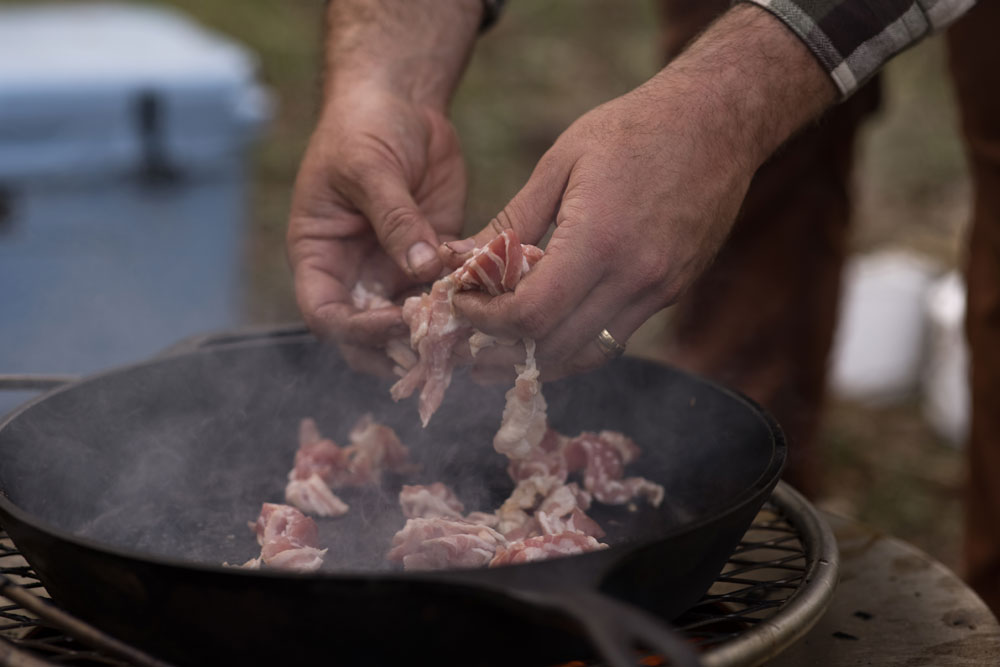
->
[513,587,701,667]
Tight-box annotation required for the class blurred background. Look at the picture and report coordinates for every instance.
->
[0,1,969,569]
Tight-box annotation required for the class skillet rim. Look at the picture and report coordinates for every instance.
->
[0,336,786,583]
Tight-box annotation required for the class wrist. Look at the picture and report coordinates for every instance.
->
[324,0,482,111]
[652,4,836,173]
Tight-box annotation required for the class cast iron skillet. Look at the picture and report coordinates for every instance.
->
[0,328,784,666]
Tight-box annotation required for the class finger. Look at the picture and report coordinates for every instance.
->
[439,237,477,270]
[469,281,653,383]
[315,303,408,347]
[532,287,646,382]
[348,170,445,283]
[443,149,573,269]
[536,285,664,382]
[452,234,604,343]
[295,260,408,346]
[356,251,419,297]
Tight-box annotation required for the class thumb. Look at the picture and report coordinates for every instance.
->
[443,150,570,265]
[352,170,444,283]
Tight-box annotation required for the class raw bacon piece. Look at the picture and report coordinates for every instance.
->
[266,547,326,572]
[490,532,608,567]
[507,428,569,483]
[337,413,412,486]
[453,231,543,296]
[537,482,592,516]
[498,478,604,540]
[291,415,411,488]
[252,503,319,556]
[496,474,563,537]
[386,337,418,374]
[464,511,501,528]
[468,331,498,357]
[285,473,350,518]
[536,508,605,539]
[350,282,418,374]
[592,430,641,466]
[563,431,664,507]
[350,281,394,311]
[246,503,327,572]
[392,280,468,427]
[493,340,548,461]
[392,229,545,427]
[397,534,497,571]
[285,416,412,516]
[290,418,346,485]
[387,518,508,571]
[399,483,465,520]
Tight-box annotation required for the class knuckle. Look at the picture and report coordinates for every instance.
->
[633,254,666,292]
[339,154,378,188]
[585,226,620,263]
[378,206,420,245]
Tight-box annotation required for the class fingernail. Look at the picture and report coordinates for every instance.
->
[444,238,476,254]
[407,241,437,274]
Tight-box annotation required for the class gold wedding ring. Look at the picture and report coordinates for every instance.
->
[596,328,626,359]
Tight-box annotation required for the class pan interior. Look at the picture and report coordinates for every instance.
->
[0,340,779,572]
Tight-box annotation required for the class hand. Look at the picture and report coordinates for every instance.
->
[287,87,467,376]
[448,84,751,381]
[447,5,834,382]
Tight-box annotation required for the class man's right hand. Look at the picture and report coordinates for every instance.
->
[287,86,466,376]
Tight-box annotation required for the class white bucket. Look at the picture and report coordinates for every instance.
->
[830,250,939,403]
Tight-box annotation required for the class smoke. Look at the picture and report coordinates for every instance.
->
[0,335,779,574]
[0,338,515,572]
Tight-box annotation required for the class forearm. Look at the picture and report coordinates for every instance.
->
[324,0,482,110]
[648,4,837,175]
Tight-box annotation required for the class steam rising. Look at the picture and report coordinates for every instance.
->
[1,341,514,572]
[0,339,773,573]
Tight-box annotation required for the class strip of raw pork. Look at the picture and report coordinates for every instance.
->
[284,415,412,517]
[390,229,543,427]
[241,503,327,572]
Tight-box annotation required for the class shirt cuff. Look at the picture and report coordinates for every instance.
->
[733,0,964,99]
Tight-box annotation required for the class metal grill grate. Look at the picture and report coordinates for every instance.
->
[0,484,835,667]
[675,505,807,649]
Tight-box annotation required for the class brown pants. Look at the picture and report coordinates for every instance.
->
[656,0,1000,612]
[949,0,1000,617]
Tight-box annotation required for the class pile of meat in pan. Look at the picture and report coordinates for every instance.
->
[234,231,664,572]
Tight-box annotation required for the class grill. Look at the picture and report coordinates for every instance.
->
[0,483,837,667]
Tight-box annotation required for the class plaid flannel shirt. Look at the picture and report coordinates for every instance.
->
[737,0,977,97]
